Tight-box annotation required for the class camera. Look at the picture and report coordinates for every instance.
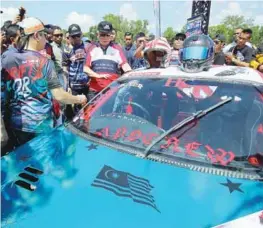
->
[19,7,26,21]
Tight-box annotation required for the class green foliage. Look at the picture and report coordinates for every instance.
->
[208,15,263,46]
[163,27,177,44]
[71,13,263,47]
[84,14,149,45]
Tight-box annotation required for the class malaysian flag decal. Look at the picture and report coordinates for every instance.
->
[91,165,160,212]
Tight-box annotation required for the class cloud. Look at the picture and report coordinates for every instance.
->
[65,12,96,32]
[212,2,256,25]
[0,7,18,26]
[249,3,258,9]
[219,2,243,18]
[255,15,263,25]
[119,3,137,21]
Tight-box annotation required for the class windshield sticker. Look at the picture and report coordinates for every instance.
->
[220,178,244,194]
[164,78,217,99]
[91,165,160,212]
[87,143,98,151]
[127,72,161,77]
[94,127,236,166]
[206,146,235,166]
[113,127,127,140]
[160,136,181,153]
[127,130,143,142]
[127,80,143,89]
[185,142,202,157]
[95,127,110,138]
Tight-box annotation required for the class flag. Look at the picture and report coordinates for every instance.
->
[91,165,160,212]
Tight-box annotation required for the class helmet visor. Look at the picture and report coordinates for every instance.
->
[182,46,208,60]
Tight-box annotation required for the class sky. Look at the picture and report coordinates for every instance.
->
[1,0,263,35]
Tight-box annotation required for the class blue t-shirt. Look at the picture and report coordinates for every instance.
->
[132,57,148,70]
[62,42,90,89]
[1,45,18,117]
[1,50,61,133]
[122,44,136,67]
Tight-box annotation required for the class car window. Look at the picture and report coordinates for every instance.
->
[72,77,263,171]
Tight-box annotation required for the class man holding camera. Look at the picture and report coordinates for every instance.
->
[132,32,148,70]
[225,31,254,67]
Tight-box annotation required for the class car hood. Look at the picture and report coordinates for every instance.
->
[1,126,263,228]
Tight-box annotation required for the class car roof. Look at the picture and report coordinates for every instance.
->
[123,65,263,85]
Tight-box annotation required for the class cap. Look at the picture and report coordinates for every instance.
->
[214,34,226,42]
[19,17,45,35]
[97,21,113,34]
[68,24,82,36]
[82,37,91,43]
[147,34,155,41]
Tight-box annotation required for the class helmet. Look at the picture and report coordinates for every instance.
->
[179,34,214,73]
[144,37,171,68]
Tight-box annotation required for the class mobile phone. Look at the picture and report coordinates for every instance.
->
[19,8,26,21]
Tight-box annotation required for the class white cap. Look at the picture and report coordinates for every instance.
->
[19,17,44,35]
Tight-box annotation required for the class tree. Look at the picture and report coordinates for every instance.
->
[163,27,177,43]
[84,25,97,41]
[88,13,149,45]
[222,15,253,31]
[208,24,231,42]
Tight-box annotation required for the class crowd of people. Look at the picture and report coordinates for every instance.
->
[0,7,263,155]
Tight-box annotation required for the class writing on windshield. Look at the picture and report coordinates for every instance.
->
[94,126,236,166]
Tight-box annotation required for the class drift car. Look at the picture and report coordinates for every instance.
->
[1,65,263,228]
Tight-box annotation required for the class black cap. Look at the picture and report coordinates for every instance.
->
[214,34,226,42]
[68,24,82,36]
[98,21,113,34]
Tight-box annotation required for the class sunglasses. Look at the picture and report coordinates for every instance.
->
[54,34,63,37]
[99,33,111,37]
[70,34,81,39]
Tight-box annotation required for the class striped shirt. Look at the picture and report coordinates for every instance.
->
[85,42,127,92]
[62,42,91,89]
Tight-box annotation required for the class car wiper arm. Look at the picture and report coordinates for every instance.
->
[144,97,233,157]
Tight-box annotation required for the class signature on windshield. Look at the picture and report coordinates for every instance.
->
[94,126,236,166]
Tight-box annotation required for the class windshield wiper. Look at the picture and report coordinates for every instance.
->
[144,97,233,157]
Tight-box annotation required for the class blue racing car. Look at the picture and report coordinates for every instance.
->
[1,66,263,227]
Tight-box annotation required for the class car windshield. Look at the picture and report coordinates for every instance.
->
[71,76,263,172]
